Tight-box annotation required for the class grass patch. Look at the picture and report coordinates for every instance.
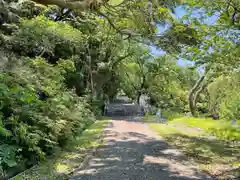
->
[11,120,109,180]
[172,117,240,141]
[146,117,240,179]
[149,123,203,137]
[161,110,183,120]
[142,115,157,122]
[143,110,183,122]
[172,117,227,130]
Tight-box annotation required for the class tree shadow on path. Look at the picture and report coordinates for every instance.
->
[165,134,240,179]
[70,120,213,180]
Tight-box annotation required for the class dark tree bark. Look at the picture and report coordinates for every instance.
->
[137,75,146,104]
[137,91,141,104]
[188,75,206,117]
[193,83,207,107]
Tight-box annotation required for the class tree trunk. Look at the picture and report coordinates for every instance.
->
[188,75,206,116]
[188,92,197,116]
[136,75,146,105]
[137,91,141,104]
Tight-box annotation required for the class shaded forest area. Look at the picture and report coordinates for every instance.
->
[0,0,239,178]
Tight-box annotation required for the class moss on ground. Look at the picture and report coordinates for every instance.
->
[11,120,109,180]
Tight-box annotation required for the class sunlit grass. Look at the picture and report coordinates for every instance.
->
[171,117,240,141]
[171,117,226,130]
[149,123,180,136]
[146,117,240,179]
[11,120,109,180]
[55,164,69,174]
[142,115,157,122]
[108,0,125,6]
[143,110,183,122]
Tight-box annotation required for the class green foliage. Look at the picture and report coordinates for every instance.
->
[0,114,12,137]
[11,120,109,180]
[184,0,240,26]
[207,72,240,120]
[217,73,240,121]
[220,91,240,121]
[1,0,239,178]
[0,57,94,175]
[162,110,183,120]
[6,16,83,60]
[146,55,195,112]
[0,145,18,168]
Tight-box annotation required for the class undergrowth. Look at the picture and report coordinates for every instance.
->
[11,120,109,180]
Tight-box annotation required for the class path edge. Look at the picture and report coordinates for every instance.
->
[67,120,112,179]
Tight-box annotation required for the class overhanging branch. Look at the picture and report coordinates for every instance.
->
[110,52,134,68]
[96,11,141,37]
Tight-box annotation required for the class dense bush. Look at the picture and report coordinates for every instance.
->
[0,7,121,177]
[208,73,240,120]
[220,92,240,121]
[5,16,84,63]
[0,58,94,177]
[0,14,97,178]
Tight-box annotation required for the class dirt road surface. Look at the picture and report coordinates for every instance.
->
[70,118,212,180]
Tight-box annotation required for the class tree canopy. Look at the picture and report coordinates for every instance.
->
[0,0,239,178]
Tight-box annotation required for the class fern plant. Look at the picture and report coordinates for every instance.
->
[0,118,12,138]
[0,144,18,169]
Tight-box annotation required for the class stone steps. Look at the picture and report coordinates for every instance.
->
[105,103,140,116]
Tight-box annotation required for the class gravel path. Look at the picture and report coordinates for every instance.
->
[70,118,212,180]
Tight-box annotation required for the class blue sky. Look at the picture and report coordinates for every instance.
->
[150,6,218,67]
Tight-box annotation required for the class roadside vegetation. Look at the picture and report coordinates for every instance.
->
[0,0,239,179]
[11,120,109,180]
